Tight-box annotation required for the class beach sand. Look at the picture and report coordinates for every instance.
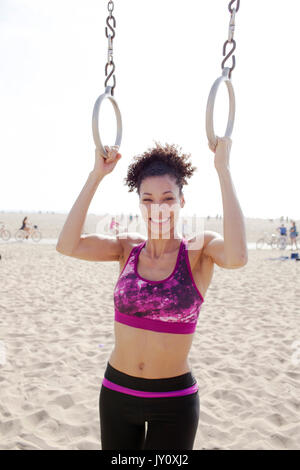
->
[0,213,300,450]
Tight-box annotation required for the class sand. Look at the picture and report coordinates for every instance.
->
[0,212,300,450]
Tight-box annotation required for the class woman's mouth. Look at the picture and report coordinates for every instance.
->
[149,217,171,225]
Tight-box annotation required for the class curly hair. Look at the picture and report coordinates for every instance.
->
[123,141,197,197]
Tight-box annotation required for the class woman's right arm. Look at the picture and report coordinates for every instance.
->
[56,146,123,262]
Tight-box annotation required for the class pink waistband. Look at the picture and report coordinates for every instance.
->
[102,377,199,398]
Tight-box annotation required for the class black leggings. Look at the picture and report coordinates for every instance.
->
[99,362,200,450]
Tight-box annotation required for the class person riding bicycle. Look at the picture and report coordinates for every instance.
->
[277,224,287,237]
[276,224,288,250]
[109,216,120,234]
[20,216,32,239]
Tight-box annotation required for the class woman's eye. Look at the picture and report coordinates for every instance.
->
[142,198,173,202]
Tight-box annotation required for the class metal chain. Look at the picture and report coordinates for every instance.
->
[104,0,116,95]
[221,0,240,79]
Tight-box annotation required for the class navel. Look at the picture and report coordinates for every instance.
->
[138,362,145,370]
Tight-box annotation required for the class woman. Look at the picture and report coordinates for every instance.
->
[56,140,248,450]
[289,221,298,250]
[109,216,120,234]
[20,216,30,239]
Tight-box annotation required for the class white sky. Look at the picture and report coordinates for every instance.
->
[1,0,299,219]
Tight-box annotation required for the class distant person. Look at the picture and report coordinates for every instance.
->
[20,216,31,239]
[109,216,120,234]
[276,224,287,249]
[289,221,298,250]
[277,224,287,236]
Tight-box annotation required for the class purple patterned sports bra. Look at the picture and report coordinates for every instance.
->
[114,238,204,334]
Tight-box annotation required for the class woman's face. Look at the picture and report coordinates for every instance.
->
[138,175,184,239]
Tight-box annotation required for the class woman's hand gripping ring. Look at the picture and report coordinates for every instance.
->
[92,85,122,159]
[206,67,235,151]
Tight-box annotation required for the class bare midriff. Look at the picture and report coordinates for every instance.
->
[108,321,194,379]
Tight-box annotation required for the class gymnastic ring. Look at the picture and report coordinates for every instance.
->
[206,67,235,151]
[92,85,122,159]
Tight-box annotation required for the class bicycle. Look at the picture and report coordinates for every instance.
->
[15,224,42,243]
[277,235,287,250]
[0,221,11,241]
[256,232,278,249]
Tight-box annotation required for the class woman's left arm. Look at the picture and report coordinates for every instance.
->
[204,136,248,268]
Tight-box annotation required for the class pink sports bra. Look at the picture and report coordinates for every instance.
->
[114,238,204,334]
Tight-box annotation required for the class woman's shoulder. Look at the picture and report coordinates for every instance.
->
[118,232,146,258]
[184,232,207,260]
[185,231,212,249]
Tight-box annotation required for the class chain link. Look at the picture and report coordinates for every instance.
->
[107,0,114,14]
[221,0,240,79]
[228,0,240,13]
[228,8,236,42]
[104,1,116,95]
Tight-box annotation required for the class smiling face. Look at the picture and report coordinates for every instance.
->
[138,174,185,239]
